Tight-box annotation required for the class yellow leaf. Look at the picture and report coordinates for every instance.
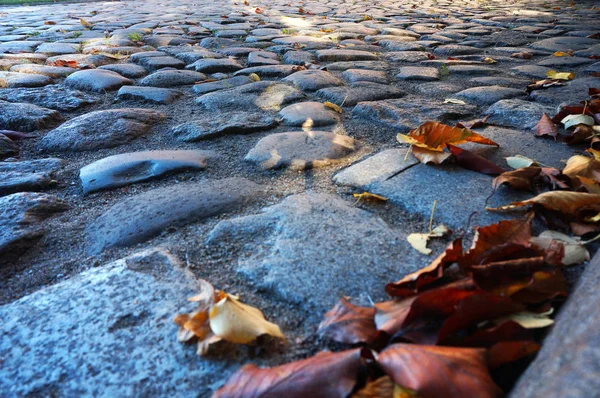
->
[552,51,572,57]
[482,57,497,64]
[80,18,92,28]
[324,101,343,113]
[546,70,574,80]
[353,192,388,202]
[209,294,284,344]
[563,154,600,182]
[407,224,450,255]
[248,73,260,82]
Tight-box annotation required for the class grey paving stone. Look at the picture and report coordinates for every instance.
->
[536,56,594,67]
[342,69,387,84]
[191,75,252,95]
[453,85,526,106]
[0,100,61,132]
[316,82,405,107]
[0,158,65,196]
[396,66,439,81]
[40,108,166,152]
[282,50,315,65]
[245,131,356,170]
[196,81,305,111]
[315,49,378,62]
[530,36,599,52]
[352,96,477,133]
[485,99,554,129]
[116,86,182,104]
[206,192,422,312]
[0,71,53,88]
[282,70,343,91]
[86,178,263,253]
[511,64,554,79]
[187,58,243,73]
[279,101,341,127]
[433,44,481,55]
[529,77,600,107]
[97,63,148,78]
[9,64,77,78]
[0,192,68,261]
[172,112,277,141]
[0,248,234,397]
[65,69,132,92]
[233,64,300,78]
[139,70,207,87]
[80,150,214,194]
[333,148,418,187]
[0,85,98,111]
[0,134,18,160]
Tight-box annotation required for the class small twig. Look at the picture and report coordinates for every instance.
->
[582,233,600,245]
[428,200,438,234]
[404,145,412,162]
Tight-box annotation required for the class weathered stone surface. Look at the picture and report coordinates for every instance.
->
[282,50,315,65]
[316,82,404,107]
[98,63,148,78]
[80,150,214,194]
[35,42,78,55]
[0,85,98,111]
[485,99,552,129]
[333,148,418,187]
[530,36,598,52]
[172,113,277,141]
[40,109,166,151]
[0,71,52,88]
[315,49,378,62]
[282,70,343,91]
[453,85,526,106]
[511,64,553,79]
[0,101,61,132]
[0,158,65,196]
[116,86,182,104]
[191,75,252,95]
[196,81,305,111]
[248,51,280,66]
[65,69,132,92]
[206,192,418,311]
[0,192,68,261]
[342,69,387,84]
[9,64,77,78]
[279,102,341,127]
[352,96,477,133]
[187,58,243,73]
[529,77,600,107]
[233,64,299,78]
[245,131,356,170]
[139,69,207,87]
[510,251,600,397]
[0,248,232,397]
[395,66,439,81]
[86,178,263,253]
[433,44,480,55]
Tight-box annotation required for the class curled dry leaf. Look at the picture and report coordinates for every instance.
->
[397,121,499,152]
[493,308,554,329]
[447,144,505,176]
[377,344,502,398]
[353,192,388,203]
[213,349,362,398]
[561,113,595,130]
[553,51,573,57]
[79,18,92,28]
[511,51,533,59]
[317,297,378,344]
[505,155,538,169]
[486,191,600,215]
[388,239,462,296]
[324,101,343,113]
[407,224,451,255]
[455,115,490,130]
[486,340,540,370]
[492,166,542,191]
[174,279,283,355]
[564,124,595,145]
[534,113,558,140]
[530,230,590,266]
[248,73,261,82]
[526,78,565,93]
[443,98,466,105]
[409,146,452,165]
[563,152,600,182]
[546,70,574,80]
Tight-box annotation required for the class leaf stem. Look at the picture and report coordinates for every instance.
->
[428,200,438,234]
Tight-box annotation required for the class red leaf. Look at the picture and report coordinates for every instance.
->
[486,340,540,369]
[534,113,558,140]
[457,321,532,347]
[385,239,463,298]
[374,297,416,336]
[317,298,378,344]
[213,349,362,398]
[377,344,503,398]
[447,144,506,176]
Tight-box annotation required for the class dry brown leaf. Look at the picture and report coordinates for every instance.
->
[409,146,452,165]
[317,297,378,344]
[534,113,558,140]
[353,192,388,203]
[397,121,499,152]
[563,153,600,182]
[324,101,343,113]
[492,167,542,191]
[486,191,600,215]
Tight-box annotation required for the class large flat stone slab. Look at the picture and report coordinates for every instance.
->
[65,69,132,92]
[316,82,405,107]
[40,108,166,152]
[0,85,98,111]
[172,112,277,142]
[80,150,214,194]
[510,251,600,397]
[0,100,61,132]
[0,248,233,397]
[206,192,422,312]
[86,178,263,253]
[196,81,305,111]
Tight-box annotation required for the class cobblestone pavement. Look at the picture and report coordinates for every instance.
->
[0,0,599,395]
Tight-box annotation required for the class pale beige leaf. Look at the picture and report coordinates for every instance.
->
[443,98,466,105]
[506,155,538,169]
[494,309,554,329]
[530,231,590,266]
[407,233,432,255]
[561,114,595,129]
[209,294,285,344]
